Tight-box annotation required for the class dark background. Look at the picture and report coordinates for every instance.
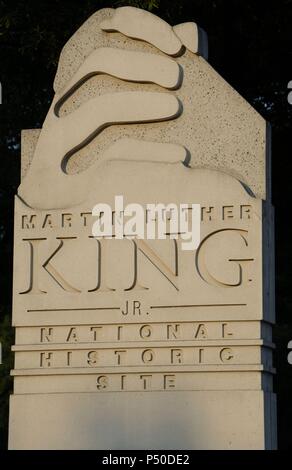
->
[0,0,291,449]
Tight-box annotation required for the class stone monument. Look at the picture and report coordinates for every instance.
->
[9,7,276,449]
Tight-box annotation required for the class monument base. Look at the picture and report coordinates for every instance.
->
[9,391,277,449]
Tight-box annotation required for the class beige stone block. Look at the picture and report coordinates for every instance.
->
[13,167,266,326]
[10,6,276,450]
[12,370,273,394]
[9,391,277,449]
[14,320,270,345]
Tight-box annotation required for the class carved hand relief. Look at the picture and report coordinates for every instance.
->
[18,7,208,210]
[17,6,267,210]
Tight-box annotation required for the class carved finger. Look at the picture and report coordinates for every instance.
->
[55,47,181,115]
[100,6,183,56]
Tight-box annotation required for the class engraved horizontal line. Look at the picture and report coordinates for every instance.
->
[11,364,276,376]
[26,303,247,314]
[12,387,272,396]
[13,339,274,352]
[14,318,274,329]
[27,307,120,313]
[14,319,271,328]
[150,303,247,309]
